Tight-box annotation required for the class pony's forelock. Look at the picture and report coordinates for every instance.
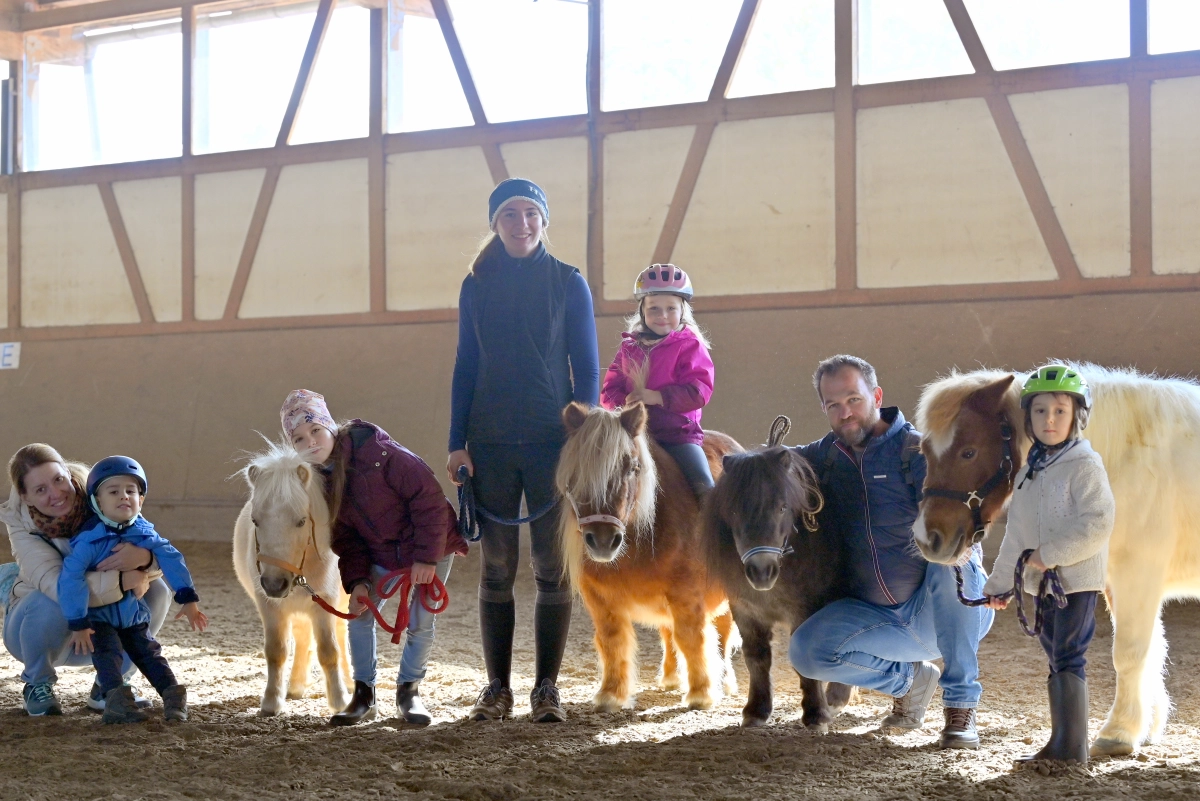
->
[240,438,314,517]
[916,369,1025,455]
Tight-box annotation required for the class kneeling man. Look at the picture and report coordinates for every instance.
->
[789,355,994,749]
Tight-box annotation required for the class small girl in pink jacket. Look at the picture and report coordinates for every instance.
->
[601,264,715,496]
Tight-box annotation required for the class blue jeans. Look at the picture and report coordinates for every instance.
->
[3,579,171,686]
[790,552,994,708]
[348,556,455,686]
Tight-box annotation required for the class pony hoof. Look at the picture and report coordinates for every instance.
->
[742,715,769,728]
[1090,737,1134,757]
[805,721,830,734]
[657,677,682,692]
[257,705,283,718]
[593,695,625,714]
[685,693,715,711]
[286,689,307,700]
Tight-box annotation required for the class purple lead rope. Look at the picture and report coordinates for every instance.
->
[954,548,1067,637]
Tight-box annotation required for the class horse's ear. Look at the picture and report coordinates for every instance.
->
[246,465,260,486]
[619,402,648,438]
[296,463,311,486]
[563,402,589,434]
[722,453,737,470]
[966,375,1016,416]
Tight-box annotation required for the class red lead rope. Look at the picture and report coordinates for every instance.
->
[302,569,449,645]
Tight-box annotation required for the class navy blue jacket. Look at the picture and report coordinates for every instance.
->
[449,244,600,450]
[793,407,928,607]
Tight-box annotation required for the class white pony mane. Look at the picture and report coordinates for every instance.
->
[240,438,317,517]
[555,407,658,591]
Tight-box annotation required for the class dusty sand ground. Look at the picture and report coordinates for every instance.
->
[1,539,1198,801]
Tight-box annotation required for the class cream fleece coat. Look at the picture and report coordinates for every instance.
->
[983,438,1115,596]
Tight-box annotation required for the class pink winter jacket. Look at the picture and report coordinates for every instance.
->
[600,328,715,445]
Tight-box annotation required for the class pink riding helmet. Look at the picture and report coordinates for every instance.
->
[633,264,693,301]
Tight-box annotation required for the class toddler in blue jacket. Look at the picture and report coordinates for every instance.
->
[57,456,209,723]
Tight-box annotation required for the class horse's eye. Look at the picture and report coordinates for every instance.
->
[961,449,977,460]
[296,518,307,528]
[251,518,259,527]
[630,460,640,473]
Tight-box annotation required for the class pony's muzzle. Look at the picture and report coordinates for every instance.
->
[743,554,781,591]
[914,513,968,566]
[259,572,293,598]
[582,526,624,563]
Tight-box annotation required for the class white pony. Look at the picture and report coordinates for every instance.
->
[913,363,1200,756]
[231,441,351,716]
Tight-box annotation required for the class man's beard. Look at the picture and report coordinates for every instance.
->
[834,415,878,448]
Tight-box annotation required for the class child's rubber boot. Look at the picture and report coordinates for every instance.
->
[162,685,189,722]
[397,681,432,726]
[329,680,377,726]
[102,685,149,724]
[1016,673,1089,764]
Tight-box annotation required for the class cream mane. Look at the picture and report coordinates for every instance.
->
[915,368,1026,457]
[555,407,658,591]
[239,439,331,547]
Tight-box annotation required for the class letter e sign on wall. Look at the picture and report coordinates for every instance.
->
[0,342,20,370]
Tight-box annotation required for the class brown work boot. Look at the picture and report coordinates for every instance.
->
[469,679,513,721]
[939,707,980,749]
[529,678,566,723]
[329,680,377,726]
[162,685,189,722]
[880,661,941,730]
[102,685,149,724]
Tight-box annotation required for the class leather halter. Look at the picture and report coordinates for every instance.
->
[566,493,628,535]
[922,421,1015,544]
[253,515,318,586]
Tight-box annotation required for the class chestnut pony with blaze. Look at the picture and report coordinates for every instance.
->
[913,364,1200,757]
[556,401,741,711]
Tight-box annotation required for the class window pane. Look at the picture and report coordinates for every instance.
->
[387,8,474,133]
[728,0,834,98]
[193,5,316,154]
[858,0,974,85]
[1149,0,1200,55]
[291,5,370,144]
[448,0,587,123]
[963,0,1129,71]
[24,26,182,171]
[602,0,743,111]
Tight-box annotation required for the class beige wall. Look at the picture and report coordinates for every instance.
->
[2,288,1196,540]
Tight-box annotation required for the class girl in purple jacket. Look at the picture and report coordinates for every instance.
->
[281,390,468,728]
[601,264,716,496]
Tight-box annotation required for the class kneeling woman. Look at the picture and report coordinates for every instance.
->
[282,390,468,726]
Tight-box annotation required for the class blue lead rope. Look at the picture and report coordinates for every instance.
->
[456,465,558,542]
[955,547,1068,637]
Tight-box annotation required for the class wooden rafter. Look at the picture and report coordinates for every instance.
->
[182,173,196,321]
[98,182,156,323]
[182,6,195,157]
[943,0,1083,283]
[429,0,507,184]
[222,166,281,320]
[5,176,18,329]
[1129,0,1152,277]
[651,0,759,266]
[585,0,604,293]
[276,0,335,147]
[833,0,856,291]
[368,6,386,312]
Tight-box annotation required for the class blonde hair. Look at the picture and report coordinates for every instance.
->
[468,228,553,275]
[8,443,87,496]
[624,296,711,350]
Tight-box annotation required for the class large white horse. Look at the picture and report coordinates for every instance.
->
[231,441,351,716]
[912,363,1200,756]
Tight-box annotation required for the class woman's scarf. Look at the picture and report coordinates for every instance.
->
[27,477,90,539]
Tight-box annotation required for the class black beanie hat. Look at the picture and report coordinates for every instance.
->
[488,178,549,230]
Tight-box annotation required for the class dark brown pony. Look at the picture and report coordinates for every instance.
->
[704,445,852,730]
[556,401,741,711]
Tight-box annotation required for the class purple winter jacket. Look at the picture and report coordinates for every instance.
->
[329,421,468,592]
[600,328,715,446]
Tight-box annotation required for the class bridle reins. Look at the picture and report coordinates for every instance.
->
[921,420,1017,545]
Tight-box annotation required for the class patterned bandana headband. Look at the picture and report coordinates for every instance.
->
[281,389,336,439]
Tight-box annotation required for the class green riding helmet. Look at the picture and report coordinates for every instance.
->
[1021,364,1092,412]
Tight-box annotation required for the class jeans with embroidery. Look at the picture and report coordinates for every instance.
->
[789,552,994,707]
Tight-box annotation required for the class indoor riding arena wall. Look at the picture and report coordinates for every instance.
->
[3,24,1200,800]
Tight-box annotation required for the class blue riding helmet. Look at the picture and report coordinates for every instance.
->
[86,455,149,498]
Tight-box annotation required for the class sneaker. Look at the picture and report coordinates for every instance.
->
[529,678,566,723]
[469,679,513,721]
[939,707,980,750]
[87,680,152,712]
[880,661,941,730]
[22,683,62,717]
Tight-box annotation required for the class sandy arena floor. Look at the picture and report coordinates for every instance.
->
[1,539,1198,801]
